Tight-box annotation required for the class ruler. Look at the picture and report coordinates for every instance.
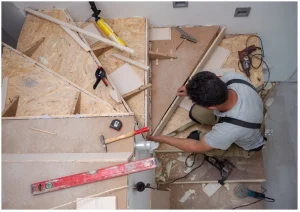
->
[31,157,158,195]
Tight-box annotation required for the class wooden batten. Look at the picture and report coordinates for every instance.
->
[2,96,19,117]
[149,50,177,60]
[122,84,152,100]
[70,92,81,114]
[22,37,46,57]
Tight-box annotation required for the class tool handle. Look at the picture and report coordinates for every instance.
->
[134,127,149,135]
[105,131,135,144]
[93,78,101,89]
[102,77,109,86]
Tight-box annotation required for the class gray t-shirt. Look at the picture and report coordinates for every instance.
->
[204,72,266,151]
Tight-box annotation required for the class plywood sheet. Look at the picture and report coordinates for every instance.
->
[2,45,117,116]
[159,183,263,209]
[109,63,144,95]
[155,151,265,183]
[95,17,148,127]
[2,161,128,209]
[16,9,127,113]
[2,115,135,153]
[151,26,219,130]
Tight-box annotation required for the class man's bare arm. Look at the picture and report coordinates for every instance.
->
[147,135,213,153]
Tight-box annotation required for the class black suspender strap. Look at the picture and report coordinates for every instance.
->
[226,79,257,92]
[218,79,261,129]
[218,117,262,129]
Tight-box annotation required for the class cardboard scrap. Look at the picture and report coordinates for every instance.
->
[203,46,230,71]
[149,27,171,41]
[202,183,222,197]
[109,63,144,95]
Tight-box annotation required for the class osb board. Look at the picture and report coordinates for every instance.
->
[16,9,127,113]
[2,116,135,153]
[2,46,117,116]
[151,26,220,131]
[220,34,264,88]
[79,18,147,127]
[155,151,265,183]
[155,34,265,151]
[2,161,127,209]
[158,182,263,209]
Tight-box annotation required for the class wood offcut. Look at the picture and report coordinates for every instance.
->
[2,96,19,117]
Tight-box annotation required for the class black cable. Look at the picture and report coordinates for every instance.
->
[238,35,270,93]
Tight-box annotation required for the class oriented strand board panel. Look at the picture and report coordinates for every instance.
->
[2,161,128,209]
[2,115,135,153]
[220,34,264,88]
[2,45,117,116]
[155,151,265,183]
[151,26,219,130]
[97,17,148,127]
[155,35,265,152]
[16,9,127,113]
[159,182,263,209]
[79,17,148,127]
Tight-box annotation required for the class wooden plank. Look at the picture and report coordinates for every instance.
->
[149,50,177,60]
[2,44,119,116]
[1,77,8,112]
[159,183,263,209]
[144,18,151,129]
[155,151,265,183]
[2,161,128,209]
[25,8,134,54]
[122,84,152,100]
[16,9,129,114]
[2,96,19,117]
[61,26,91,51]
[150,190,170,209]
[152,27,225,136]
[2,115,135,154]
[22,37,46,57]
[77,196,116,209]
[151,26,221,134]
[2,153,132,162]
[70,92,81,114]
[111,53,150,71]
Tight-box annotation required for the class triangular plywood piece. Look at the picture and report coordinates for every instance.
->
[22,37,46,57]
[2,95,19,117]
[16,8,128,113]
[2,44,122,116]
[151,26,220,131]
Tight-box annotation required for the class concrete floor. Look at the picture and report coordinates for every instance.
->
[262,82,297,209]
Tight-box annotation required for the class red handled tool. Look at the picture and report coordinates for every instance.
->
[93,66,108,89]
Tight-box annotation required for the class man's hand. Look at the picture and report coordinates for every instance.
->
[146,135,165,143]
[177,85,187,96]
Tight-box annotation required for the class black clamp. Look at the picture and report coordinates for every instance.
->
[93,66,108,89]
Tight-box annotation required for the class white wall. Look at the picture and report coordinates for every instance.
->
[9,2,299,81]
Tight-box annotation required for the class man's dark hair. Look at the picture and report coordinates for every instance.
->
[186,71,228,107]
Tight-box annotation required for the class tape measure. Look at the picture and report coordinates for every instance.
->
[110,119,122,131]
